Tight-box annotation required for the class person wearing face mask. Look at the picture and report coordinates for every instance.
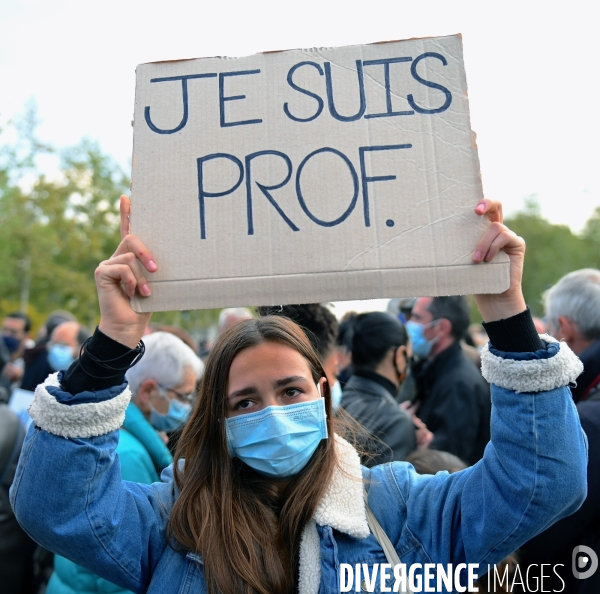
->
[257,304,343,410]
[45,322,91,373]
[20,312,78,391]
[517,269,600,593]
[11,197,589,593]
[339,311,422,465]
[19,319,89,395]
[46,330,203,594]
[125,331,203,449]
[0,312,32,394]
[407,296,491,465]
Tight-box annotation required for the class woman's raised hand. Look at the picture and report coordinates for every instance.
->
[95,196,156,348]
[472,199,526,322]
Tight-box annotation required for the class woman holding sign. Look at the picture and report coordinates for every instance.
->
[11,197,586,593]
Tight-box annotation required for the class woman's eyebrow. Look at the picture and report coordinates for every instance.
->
[227,376,309,401]
[227,386,258,401]
[273,375,308,388]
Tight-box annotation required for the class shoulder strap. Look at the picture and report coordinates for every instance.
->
[363,488,413,594]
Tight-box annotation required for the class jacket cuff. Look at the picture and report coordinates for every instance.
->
[482,307,544,353]
[480,334,583,393]
[28,372,131,438]
[61,326,140,394]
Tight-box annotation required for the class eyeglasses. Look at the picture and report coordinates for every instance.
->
[158,384,194,403]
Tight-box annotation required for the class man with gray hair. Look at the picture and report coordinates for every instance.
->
[218,307,254,334]
[519,269,600,592]
[544,268,600,401]
[126,331,204,439]
[47,331,204,594]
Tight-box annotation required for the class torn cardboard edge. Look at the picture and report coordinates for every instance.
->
[140,33,461,66]
[131,34,509,314]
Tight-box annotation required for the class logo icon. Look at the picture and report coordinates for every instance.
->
[572,545,598,580]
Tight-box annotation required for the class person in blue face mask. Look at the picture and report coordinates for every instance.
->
[408,296,491,466]
[12,197,589,594]
[125,330,202,441]
[0,312,31,392]
[46,329,204,594]
[223,329,329,479]
[46,321,90,372]
[1,312,31,359]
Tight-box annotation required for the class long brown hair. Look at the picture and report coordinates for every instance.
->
[169,316,337,594]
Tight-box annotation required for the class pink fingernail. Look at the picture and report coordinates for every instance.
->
[148,259,157,272]
[474,251,482,261]
[141,284,151,296]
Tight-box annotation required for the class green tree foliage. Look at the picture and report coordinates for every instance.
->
[581,206,600,270]
[505,196,598,316]
[0,107,221,337]
[0,117,128,327]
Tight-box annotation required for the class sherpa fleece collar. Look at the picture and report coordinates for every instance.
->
[298,435,369,594]
[29,374,370,594]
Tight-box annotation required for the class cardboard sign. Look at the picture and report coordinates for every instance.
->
[130,34,509,313]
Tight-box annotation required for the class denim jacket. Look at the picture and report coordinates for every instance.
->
[11,336,588,593]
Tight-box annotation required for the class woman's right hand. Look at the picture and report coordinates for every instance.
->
[472,199,526,322]
[95,196,156,348]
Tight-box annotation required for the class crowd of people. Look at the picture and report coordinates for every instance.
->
[1,200,598,593]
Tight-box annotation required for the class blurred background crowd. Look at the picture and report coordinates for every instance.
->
[1,110,599,594]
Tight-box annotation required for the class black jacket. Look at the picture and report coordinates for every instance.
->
[572,339,600,402]
[1,404,36,593]
[21,342,53,392]
[340,372,416,466]
[413,341,491,465]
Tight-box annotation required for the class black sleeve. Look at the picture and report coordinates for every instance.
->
[425,379,483,464]
[61,328,141,394]
[482,307,544,353]
[374,406,417,463]
[341,393,416,465]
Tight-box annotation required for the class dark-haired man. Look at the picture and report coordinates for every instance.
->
[257,304,342,407]
[407,296,490,465]
[21,320,90,391]
[1,312,32,392]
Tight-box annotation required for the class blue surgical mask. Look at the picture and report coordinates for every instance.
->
[330,380,343,411]
[48,344,75,371]
[150,397,192,432]
[406,320,438,359]
[2,335,21,354]
[225,397,328,478]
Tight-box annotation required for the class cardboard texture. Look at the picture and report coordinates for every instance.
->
[130,34,509,313]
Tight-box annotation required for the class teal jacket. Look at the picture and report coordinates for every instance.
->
[46,403,172,594]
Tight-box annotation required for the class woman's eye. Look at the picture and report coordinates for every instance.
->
[284,388,301,398]
[236,399,254,410]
